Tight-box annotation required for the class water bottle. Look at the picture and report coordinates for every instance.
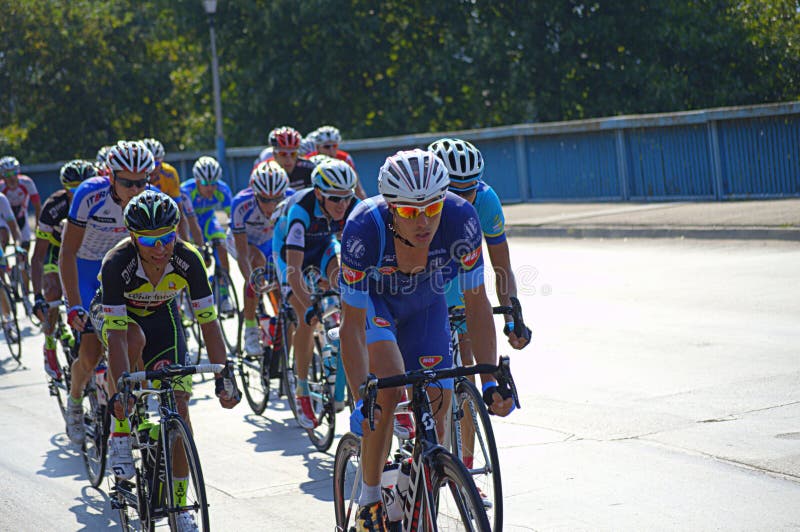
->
[394,458,412,519]
[381,462,403,523]
[321,344,336,384]
[94,364,108,406]
[259,315,272,346]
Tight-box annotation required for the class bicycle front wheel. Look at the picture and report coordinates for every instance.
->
[239,346,270,415]
[0,283,22,362]
[82,382,109,488]
[431,449,491,531]
[305,348,335,452]
[278,316,299,420]
[450,378,503,530]
[162,416,210,531]
[333,432,362,530]
[212,268,240,353]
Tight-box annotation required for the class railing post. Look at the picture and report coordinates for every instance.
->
[615,129,629,200]
[707,120,724,200]
[514,135,529,202]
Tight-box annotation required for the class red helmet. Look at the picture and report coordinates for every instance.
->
[268,126,302,151]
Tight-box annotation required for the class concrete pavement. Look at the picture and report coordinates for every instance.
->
[502,198,800,240]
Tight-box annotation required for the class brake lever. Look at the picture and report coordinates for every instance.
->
[494,356,521,409]
[510,296,531,342]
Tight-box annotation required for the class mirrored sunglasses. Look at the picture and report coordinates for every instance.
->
[277,151,298,158]
[116,176,150,189]
[321,192,354,204]
[393,199,445,219]
[134,230,177,248]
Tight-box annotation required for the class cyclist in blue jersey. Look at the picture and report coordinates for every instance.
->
[60,141,155,449]
[181,156,234,312]
[338,149,514,530]
[226,161,291,356]
[273,158,359,429]
[429,138,532,353]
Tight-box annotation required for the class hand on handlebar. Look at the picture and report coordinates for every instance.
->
[215,361,241,408]
[67,305,88,332]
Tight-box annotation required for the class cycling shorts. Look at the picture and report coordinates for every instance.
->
[44,244,59,275]
[198,212,226,242]
[90,293,192,394]
[365,290,453,390]
[77,258,102,308]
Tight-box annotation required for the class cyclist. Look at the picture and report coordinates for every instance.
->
[0,155,42,312]
[95,145,113,177]
[306,125,367,199]
[32,160,97,378]
[338,149,514,530]
[61,140,155,446]
[92,190,238,530]
[263,126,316,190]
[180,156,234,312]
[273,158,359,429]
[429,138,532,352]
[0,191,22,338]
[227,161,291,356]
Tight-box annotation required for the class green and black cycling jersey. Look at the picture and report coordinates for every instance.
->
[36,188,71,247]
[99,238,217,325]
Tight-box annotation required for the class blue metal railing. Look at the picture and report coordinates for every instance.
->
[20,101,800,202]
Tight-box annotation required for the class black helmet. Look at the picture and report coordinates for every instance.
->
[123,189,180,233]
[59,159,98,190]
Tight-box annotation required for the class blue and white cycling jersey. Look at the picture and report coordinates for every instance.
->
[339,193,484,378]
[272,188,358,280]
[180,178,232,218]
[225,187,293,262]
[445,180,507,308]
[67,176,130,261]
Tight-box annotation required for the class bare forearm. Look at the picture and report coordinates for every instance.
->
[107,332,130,396]
[59,248,81,307]
[200,320,227,365]
[31,241,47,294]
[340,321,368,398]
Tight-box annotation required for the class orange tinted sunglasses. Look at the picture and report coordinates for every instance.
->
[393,199,445,219]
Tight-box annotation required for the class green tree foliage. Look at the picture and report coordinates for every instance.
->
[1,0,797,163]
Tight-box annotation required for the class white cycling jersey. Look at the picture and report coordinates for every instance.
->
[67,176,129,261]
[0,193,14,232]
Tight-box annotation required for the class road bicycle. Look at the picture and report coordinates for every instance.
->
[236,266,297,417]
[5,244,36,326]
[0,271,21,362]
[333,357,520,532]
[111,362,237,531]
[201,243,240,354]
[444,298,528,530]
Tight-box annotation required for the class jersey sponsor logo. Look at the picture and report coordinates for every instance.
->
[345,237,366,259]
[121,258,138,284]
[378,266,397,275]
[372,316,391,328]
[110,317,129,328]
[464,217,480,241]
[86,190,107,208]
[460,247,481,270]
[342,264,365,285]
[196,309,215,320]
[419,355,443,369]
[173,255,190,272]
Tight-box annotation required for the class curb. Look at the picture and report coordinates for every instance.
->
[505,225,800,241]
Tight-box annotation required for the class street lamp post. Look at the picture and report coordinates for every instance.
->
[203,0,226,171]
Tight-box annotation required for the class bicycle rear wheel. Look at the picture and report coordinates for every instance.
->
[82,382,109,488]
[163,416,210,531]
[50,321,77,421]
[333,432,362,530]
[0,283,22,362]
[239,346,270,415]
[431,449,491,531]
[450,378,502,530]
[305,348,335,452]
[212,268,240,354]
[277,314,299,420]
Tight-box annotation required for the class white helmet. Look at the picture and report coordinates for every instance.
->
[192,156,222,183]
[314,125,341,145]
[251,161,289,196]
[427,138,484,185]
[311,158,357,192]
[107,141,156,175]
[141,138,166,160]
[298,136,316,156]
[378,149,449,203]
[0,156,20,174]
[307,153,335,166]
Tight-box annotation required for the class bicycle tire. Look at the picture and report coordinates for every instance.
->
[333,432,362,530]
[212,268,240,354]
[305,347,335,452]
[82,383,109,488]
[239,347,270,415]
[51,320,77,421]
[450,378,503,530]
[431,449,491,531]
[0,283,22,362]
[278,314,299,421]
[163,416,210,531]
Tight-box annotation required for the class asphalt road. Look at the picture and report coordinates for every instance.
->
[1,237,799,531]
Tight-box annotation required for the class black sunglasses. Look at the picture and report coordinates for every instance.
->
[256,194,281,204]
[322,192,354,204]
[116,176,150,189]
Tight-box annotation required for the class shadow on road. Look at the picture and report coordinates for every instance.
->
[69,485,117,531]
[37,433,86,482]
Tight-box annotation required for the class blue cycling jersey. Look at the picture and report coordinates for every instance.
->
[472,180,506,245]
[180,179,232,219]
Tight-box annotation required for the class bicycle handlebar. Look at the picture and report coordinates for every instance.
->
[117,363,225,387]
[449,296,530,341]
[359,355,521,431]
